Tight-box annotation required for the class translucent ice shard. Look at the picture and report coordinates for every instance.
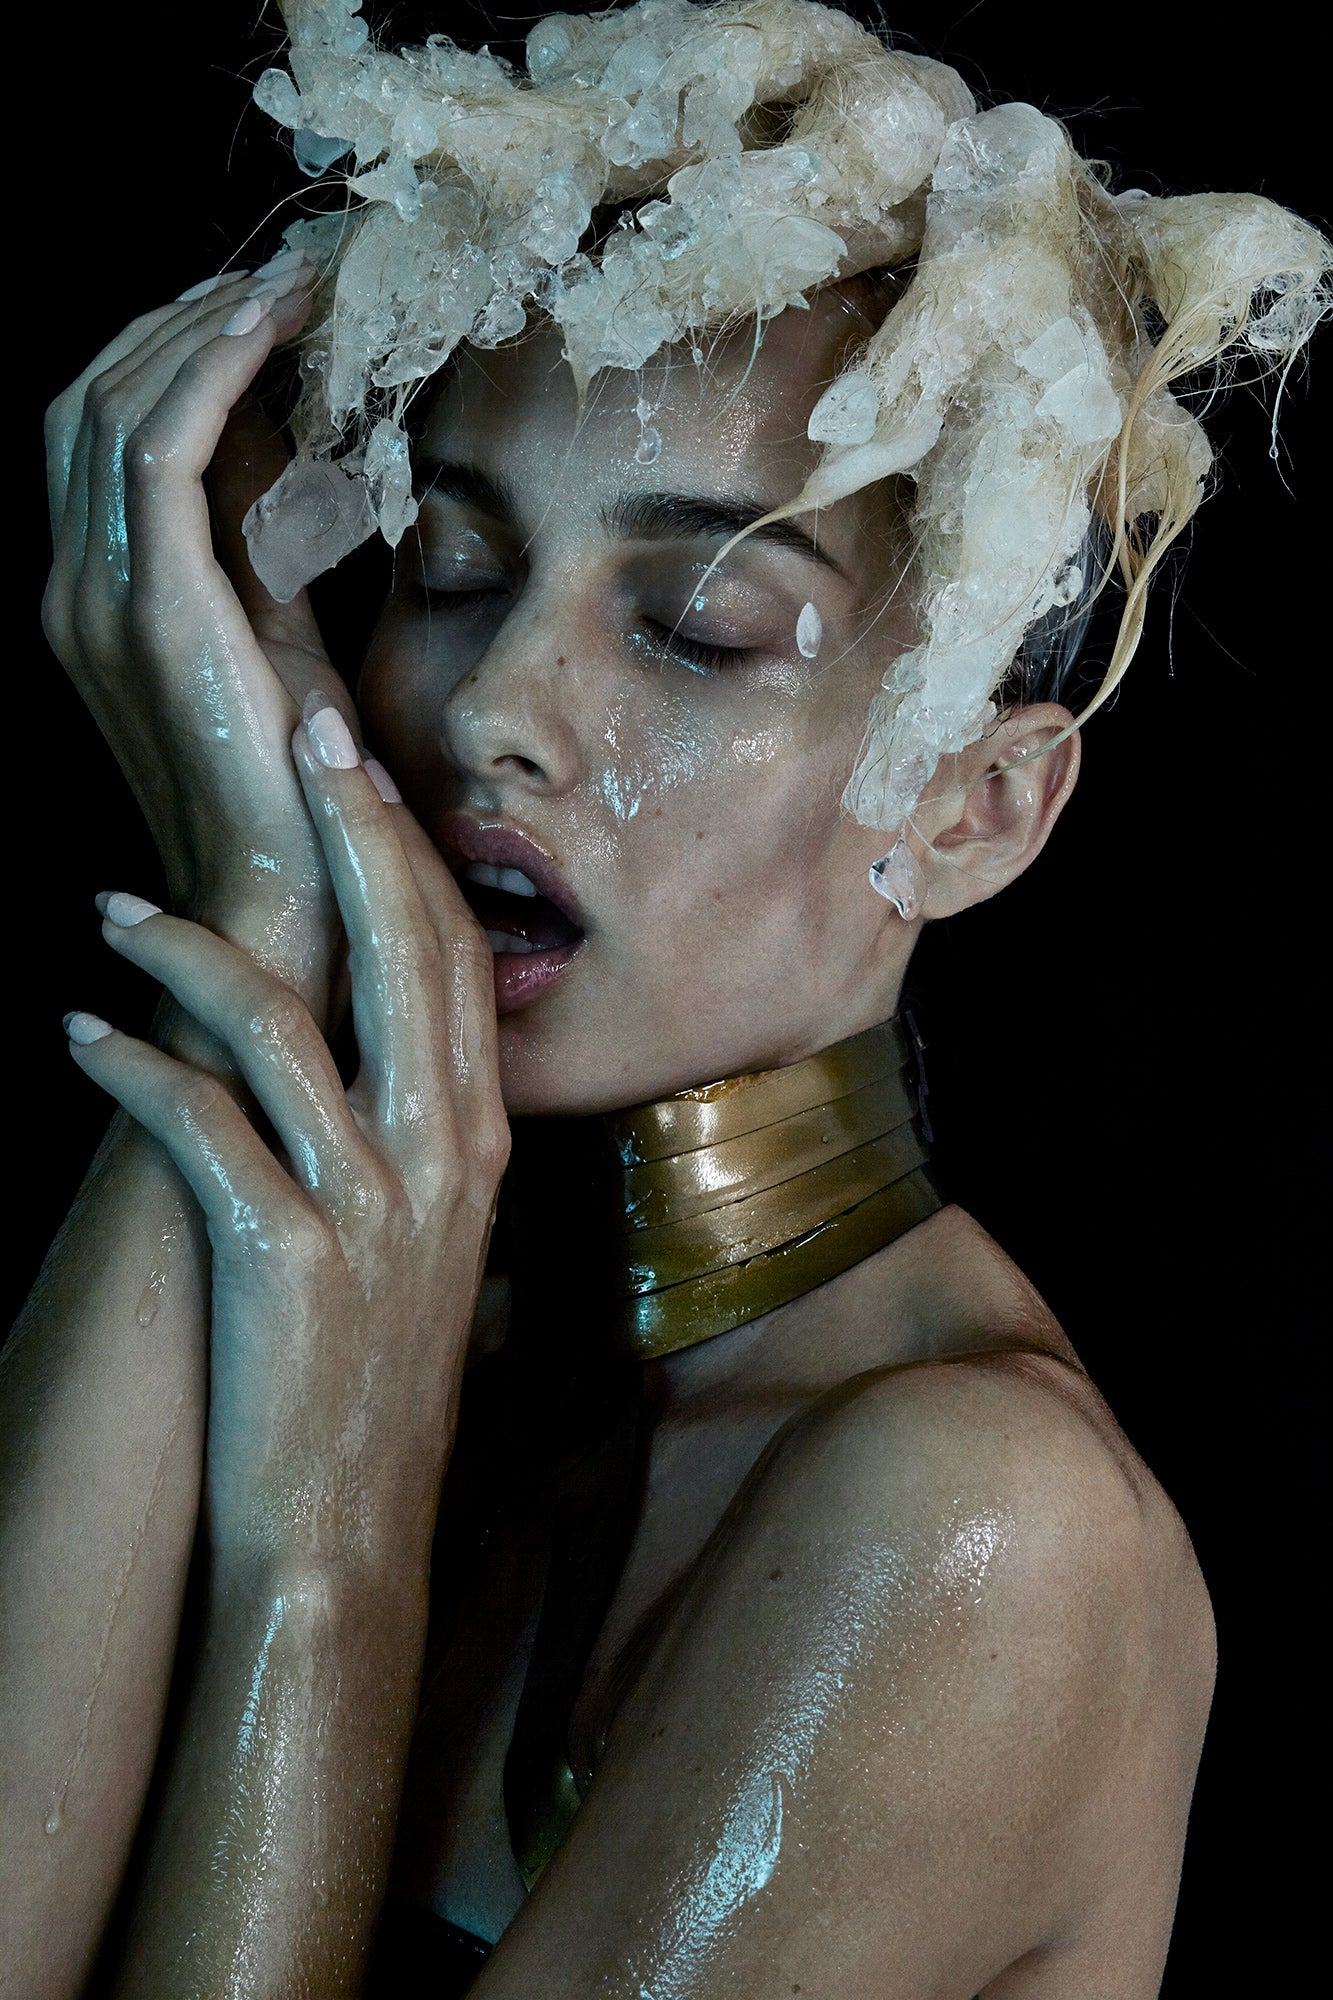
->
[869,837,923,919]
[242,458,377,603]
[808,372,879,445]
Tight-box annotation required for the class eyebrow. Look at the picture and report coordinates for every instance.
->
[415,457,846,577]
[603,491,847,577]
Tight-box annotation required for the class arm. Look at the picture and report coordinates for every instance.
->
[2,265,350,1997]
[474,1356,1215,1999]
[59,736,507,1995]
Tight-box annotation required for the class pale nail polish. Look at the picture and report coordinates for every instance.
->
[221,297,270,338]
[176,271,237,302]
[305,706,360,770]
[246,256,312,303]
[364,758,403,804]
[64,1012,113,1045]
[102,892,163,928]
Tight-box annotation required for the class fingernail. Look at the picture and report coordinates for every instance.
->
[245,247,309,293]
[363,757,402,804]
[98,892,162,927]
[221,297,271,338]
[176,271,240,302]
[305,705,360,770]
[64,1012,113,1045]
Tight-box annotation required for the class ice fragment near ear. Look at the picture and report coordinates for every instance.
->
[870,837,923,920]
[796,602,823,658]
[243,460,377,604]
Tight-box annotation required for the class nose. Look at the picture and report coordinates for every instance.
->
[440,591,583,797]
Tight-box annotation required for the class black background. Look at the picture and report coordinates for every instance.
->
[12,3,1326,1990]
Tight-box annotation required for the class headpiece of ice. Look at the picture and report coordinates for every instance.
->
[248,0,1331,833]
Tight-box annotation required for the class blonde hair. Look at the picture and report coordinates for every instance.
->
[249,0,1331,832]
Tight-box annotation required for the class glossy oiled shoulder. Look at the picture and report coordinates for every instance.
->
[482,1344,1214,2000]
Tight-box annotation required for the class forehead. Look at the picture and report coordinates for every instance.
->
[418,295,867,510]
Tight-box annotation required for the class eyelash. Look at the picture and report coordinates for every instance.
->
[638,620,750,673]
[408,587,752,673]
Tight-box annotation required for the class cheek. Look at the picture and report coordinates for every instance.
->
[357,615,443,791]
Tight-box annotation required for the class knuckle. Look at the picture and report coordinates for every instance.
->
[174,1072,227,1128]
[243,987,313,1056]
[124,420,169,489]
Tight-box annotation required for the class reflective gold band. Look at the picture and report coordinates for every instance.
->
[623,1166,942,1359]
[596,1019,940,1359]
[620,1067,918,1229]
[606,1017,911,1163]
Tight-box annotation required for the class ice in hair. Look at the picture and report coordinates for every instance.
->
[248,0,1331,833]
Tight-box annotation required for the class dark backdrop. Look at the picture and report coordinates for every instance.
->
[12,4,1325,1991]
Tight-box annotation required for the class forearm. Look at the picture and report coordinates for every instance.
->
[1,1105,209,1998]
[109,1548,431,1998]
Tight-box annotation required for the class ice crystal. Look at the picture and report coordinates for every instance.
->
[247,0,1331,831]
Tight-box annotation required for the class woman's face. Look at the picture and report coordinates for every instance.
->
[360,298,918,1116]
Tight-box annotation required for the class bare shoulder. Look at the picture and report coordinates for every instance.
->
[766,1345,1216,1726]
[485,1346,1215,1998]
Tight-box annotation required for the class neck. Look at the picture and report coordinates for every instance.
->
[503,1016,940,1367]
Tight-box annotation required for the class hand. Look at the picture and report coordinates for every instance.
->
[43,259,353,1017]
[63,711,509,1560]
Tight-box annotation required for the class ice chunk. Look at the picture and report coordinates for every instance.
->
[243,457,377,603]
[472,293,528,347]
[294,128,351,176]
[363,420,419,547]
[869,837,922,919]
[808,372,880,445]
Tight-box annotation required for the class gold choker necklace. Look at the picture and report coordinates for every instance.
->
[506,1017,941,1362]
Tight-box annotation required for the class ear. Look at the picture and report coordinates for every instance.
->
[910,704,1081,921]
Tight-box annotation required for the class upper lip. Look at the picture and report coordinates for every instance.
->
[438,812,587,932]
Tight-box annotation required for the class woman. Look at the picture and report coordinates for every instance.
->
[4,2,1326,1993]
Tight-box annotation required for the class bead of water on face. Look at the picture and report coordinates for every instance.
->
[635,426,663,465]
[796,601,822,658]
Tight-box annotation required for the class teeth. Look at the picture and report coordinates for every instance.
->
[485,930,538,955]
[463,860,539,897]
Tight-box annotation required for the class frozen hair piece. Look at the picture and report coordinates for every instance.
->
[246,0,1332,838]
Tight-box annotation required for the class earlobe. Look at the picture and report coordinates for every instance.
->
[912,704,1081,920]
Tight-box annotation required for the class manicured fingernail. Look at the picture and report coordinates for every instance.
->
[221,297,271,338]
[98,892,162,927]
[363,757,402,804]
[176,271,238,302]
[305,705,360,770]
[64,1012,113,1045]
[245,249,309,302]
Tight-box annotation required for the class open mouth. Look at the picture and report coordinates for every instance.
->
[456,861,585,956]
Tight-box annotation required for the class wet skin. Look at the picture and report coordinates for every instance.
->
[12,257,1213,2000]
[360,302,921,1115]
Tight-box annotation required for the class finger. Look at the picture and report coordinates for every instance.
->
[51,266,314,653]
[94,894,373,1205]
[293,712,506,1171]
[106,275,315,611]
[45,270,257,560]
[63,1010,311,1242]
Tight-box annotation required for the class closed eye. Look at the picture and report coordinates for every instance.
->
[638,619,752,673]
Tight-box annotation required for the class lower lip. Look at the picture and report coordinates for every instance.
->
[491,938,584,1015]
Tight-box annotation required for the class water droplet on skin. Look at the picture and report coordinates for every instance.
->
[44,1809,62,1836]
[796,601,822,658]
[635,426,662,466]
